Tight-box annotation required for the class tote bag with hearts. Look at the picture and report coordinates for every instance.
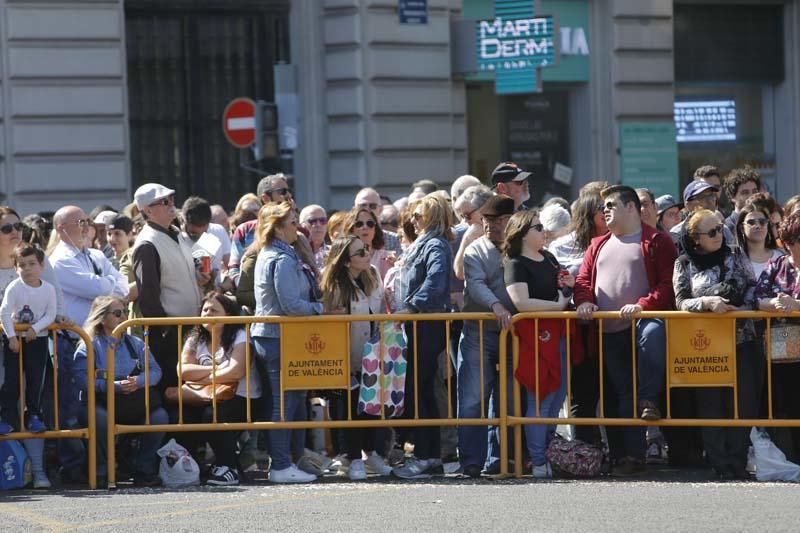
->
[357,321,407,417]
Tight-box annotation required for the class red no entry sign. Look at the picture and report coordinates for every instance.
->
[222,97,256,148]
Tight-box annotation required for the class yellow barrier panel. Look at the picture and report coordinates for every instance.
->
[105,313,499,488]
[281,322,349,390]
[0,323,97,489]
[502,310,800,478]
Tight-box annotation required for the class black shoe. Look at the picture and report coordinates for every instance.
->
[463,464,482,479]
[639,400,662,421]
[133,473,161,487]
[207,465,240,486]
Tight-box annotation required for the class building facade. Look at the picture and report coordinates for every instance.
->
[0,0,798,213]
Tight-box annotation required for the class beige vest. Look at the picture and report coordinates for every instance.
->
[134,224,201,317]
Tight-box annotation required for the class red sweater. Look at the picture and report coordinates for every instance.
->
[574,223,678,311]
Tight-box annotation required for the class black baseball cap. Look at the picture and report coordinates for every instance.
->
[491,162,531,188]
[107,214,134,234]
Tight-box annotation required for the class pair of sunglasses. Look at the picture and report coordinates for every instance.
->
[745,218,768,227]
[354,220,376,229]
[0,222,23,234]
[350,248,369,258]
[305,217,327,226]
[696,224,724,238]
[106,309,125,318]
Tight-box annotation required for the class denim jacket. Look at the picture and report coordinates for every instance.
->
[400,232,452,313]
[73,334,162,396]
[251,243,323,339]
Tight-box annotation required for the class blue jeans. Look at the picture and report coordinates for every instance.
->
[602,319,666,459]
[457,322,509,468]
[524,341,567,466]
[253,336,306,471]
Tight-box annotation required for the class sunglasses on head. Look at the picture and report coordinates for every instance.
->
[305,217,327,226]
[745,218,768,227]
[0,222,23,234]
[696,224,724,238]
[106,309,124,318]
[354,220,376,229]
[268,187,292,196]
[350,247,369,258]
[358,202,379,211]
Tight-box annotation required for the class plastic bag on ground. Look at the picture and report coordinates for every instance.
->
[750,427,800,482]
[157,438,200,487]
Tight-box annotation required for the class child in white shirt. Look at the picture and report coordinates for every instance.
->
[0,243,56,434]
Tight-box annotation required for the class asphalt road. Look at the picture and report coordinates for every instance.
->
[1,471,799,532]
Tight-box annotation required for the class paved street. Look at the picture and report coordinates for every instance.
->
[1,470,799,532]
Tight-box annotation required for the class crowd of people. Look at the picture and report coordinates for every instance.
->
[0,161,798,488]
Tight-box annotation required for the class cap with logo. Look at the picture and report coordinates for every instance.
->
[134,183,176,210]
[682,181,719,203]
[491,162,531,189]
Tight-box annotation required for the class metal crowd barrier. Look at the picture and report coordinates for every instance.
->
[501,310,800,477]
[0,323,97,489]
[105,313,498,488]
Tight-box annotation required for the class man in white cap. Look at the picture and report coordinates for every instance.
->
[132,183,207,389]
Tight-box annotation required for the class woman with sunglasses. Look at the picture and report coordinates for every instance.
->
[319,236,393,480]
[251,202,321,484]
[548,182,609,277]
[736,203,784,280]
[73,295,167,486]
[299,204,329,269]
[755,211,800,463]
[503,209,573,478]
[673,209,760,479]
[344,208,395,281]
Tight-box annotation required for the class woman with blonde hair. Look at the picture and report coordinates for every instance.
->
[320,236,393,480]
[250,201,322,483]
[229,193,261,232]
[391,195,453,479]
[73,295,167,486]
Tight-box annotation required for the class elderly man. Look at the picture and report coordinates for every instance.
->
[354,187,402,254]
[458,194,516,477]
[133,183,206,389]
[50,204,129,475]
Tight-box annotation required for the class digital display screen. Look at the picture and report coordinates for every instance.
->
[674,99,736,142]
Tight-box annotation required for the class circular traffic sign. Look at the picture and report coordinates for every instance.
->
[222,97,256,148]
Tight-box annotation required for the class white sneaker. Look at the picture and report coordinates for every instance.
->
[269,464,317,484]
[532,463,552,479]
[348,459,367,481]
[365,452,393,476]
[33,471,51,489]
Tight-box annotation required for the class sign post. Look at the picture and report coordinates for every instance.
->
[222,97,257,149]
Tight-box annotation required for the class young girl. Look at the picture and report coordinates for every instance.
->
[320,236,393,480]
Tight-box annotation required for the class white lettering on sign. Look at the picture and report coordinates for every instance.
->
[227,117,255,131]
[561,27,589,55]
[479,17,549,39]
[480,38,552,59]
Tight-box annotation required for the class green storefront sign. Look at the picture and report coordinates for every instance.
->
[619,122,679,198]
[464,0,589,84]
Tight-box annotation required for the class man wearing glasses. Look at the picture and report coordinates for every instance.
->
[457,194,517,478]
[49,204,129,476]
[669,180,735,253]
[227,173,295,286]
[132,183,206,390]
[574,185,677,476]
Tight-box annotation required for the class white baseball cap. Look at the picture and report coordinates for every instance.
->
[134,183,175,210]
[92,210,118,225]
